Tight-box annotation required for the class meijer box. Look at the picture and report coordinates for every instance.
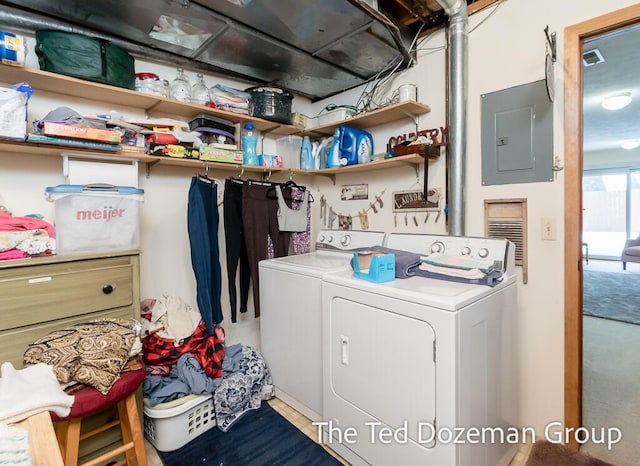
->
[45,184,143,255]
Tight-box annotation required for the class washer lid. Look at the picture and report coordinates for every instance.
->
[323,270,515,311]
[260,252,351,274]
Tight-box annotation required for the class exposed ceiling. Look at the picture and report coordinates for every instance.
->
[583,24,640,154]
[0,0,495,101]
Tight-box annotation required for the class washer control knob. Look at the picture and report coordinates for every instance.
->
[327,235,334,243]
[430,241,445,254]
[340,235,351,247]
[478,248,489,258]
[461,246,471,256]
[319,234,325,243]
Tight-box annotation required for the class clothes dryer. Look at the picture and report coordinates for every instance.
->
[259,229,385,421]
[321,233,519,466]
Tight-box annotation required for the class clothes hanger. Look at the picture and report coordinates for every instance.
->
[266,171,304,196]
[265,180,314,203]
[227,166,247,185]
[280,171,306,191]
[197,163,213,183]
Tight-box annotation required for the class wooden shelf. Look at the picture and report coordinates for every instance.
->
[303,101,431,136]
[0,141,435,181]
[307,153,425,175]
[0,66,438,180]
[0,65,300,136]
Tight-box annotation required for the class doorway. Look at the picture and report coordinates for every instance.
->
[564,2,640,452]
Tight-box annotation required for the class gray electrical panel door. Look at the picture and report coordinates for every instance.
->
[481,80,553,185]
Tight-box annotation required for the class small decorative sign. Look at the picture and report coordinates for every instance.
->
[340,184,368,201]
[392,188,442,212]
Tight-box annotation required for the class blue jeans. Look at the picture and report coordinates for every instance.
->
[188,176,223,332]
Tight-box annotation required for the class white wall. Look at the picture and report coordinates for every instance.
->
[1,0,638,436]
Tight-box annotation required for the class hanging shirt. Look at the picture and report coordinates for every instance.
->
[275,186,308,232]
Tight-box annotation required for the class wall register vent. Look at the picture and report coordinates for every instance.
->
[484,198,528,284]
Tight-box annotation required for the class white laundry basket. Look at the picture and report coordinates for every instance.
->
[143,394,215,452]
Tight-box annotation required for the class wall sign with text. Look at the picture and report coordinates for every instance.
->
[392,188,442,212]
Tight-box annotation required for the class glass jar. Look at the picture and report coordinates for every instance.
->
[169,67,191,102]
[191,73,210,105]
[135,72,160,95]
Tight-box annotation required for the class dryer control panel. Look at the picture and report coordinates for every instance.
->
[315,229,386,255]
[386,233,516,277]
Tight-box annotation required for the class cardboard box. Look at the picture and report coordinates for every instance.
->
[199,146,243,164]
[0,31,26,66]
[147,142,199,158]
[43,122,122,144]
[260,154,283,168]
[291,112,308,129]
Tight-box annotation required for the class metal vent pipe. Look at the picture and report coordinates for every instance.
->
[436,0,468,236]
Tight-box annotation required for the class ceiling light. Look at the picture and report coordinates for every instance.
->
[621,140,640,150]
[602,92,632,110]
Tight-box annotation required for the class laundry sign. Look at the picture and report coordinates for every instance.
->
[392,188,441,212]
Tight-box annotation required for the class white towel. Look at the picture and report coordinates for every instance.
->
[418,262,487,279]
[0,362,74,424]
[0,424,32,465]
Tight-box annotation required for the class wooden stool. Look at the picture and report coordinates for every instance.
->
[52,366,147,466]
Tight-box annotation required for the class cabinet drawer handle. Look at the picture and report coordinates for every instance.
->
[102,284,114,294]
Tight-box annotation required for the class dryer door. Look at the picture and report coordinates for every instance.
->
[327,295,436,446]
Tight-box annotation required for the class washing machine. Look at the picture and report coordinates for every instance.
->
[321,233,518,466]
[259,229,386,421]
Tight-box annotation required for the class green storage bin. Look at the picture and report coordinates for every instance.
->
[35,30,135,90]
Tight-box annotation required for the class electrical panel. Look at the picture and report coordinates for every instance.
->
[481,80,553,185]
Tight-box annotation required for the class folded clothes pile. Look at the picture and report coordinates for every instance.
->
[419,253,496,279]
[208,84,249,113]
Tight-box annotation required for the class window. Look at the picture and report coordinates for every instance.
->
[583,170,640,258]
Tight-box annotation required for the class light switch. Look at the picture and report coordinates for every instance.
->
[541,217,556,241]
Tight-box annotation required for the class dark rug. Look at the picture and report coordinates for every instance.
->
[525,440,615,466]
[583,269,640,325]
[158,401,343,466]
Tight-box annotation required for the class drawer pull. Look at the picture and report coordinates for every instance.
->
[102,284,114,294]
[28,276,52,284]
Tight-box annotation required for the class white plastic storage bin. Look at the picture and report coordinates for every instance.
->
[45,184,144,255]
[143,394,216,452]
[276,135,302,169]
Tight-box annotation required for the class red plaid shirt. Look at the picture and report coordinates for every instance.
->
[142,321,225,378]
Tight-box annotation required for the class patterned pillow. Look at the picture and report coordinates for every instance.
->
[23,319,138,394]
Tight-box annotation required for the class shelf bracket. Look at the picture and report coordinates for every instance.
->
[260,125,280,137]
[145,159,160,178]
[396,107,420,134]
[395,158,421,179]
[309,172,336,185]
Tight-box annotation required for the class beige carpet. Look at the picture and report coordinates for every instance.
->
[525,440,614,466]
[581,315,640,465]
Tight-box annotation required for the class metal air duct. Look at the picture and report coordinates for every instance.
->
[436,0,468,236]
[0,5,248,81]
